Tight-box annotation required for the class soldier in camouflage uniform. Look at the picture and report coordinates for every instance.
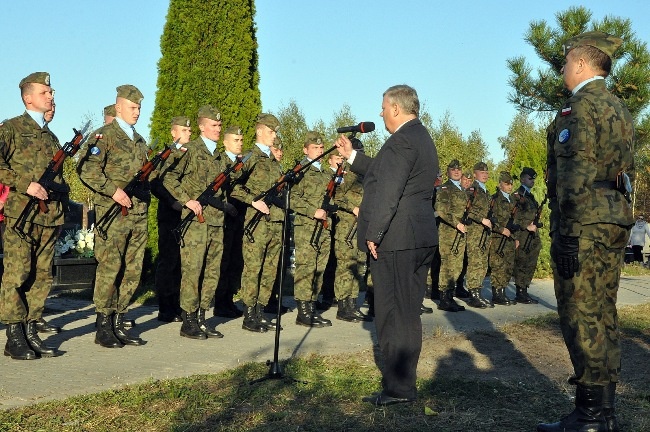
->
[150,116,192,323]
[162,105,237,340]
[214,125,246,319]
[291,131,334,328]
[78,85,149,349]
[463,162,493,308]
[326,151,371,323]
[487,172,519,306]
[511,167,542,304]
[538,32,634,432]
[0,72,62,360]
[434,159,469,311]
[103,104,116,125]
[231,114,284,333]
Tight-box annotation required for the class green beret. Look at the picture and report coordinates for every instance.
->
[103,104,116,117]
[498,171,513,184]
[19,72,50,89]
[563,31,623,59]
[447,159,461,169]
[521,167,537,179]
[171,116,191,127]
[223,125,243,136]
[256,113,280,132]
[273,136,283,149]
[473,161,488,171]
[304,130,324,146]
[197,105,221,121]
[116,84,144,104]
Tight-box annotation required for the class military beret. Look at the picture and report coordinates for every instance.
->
[104,104,116,117]
[563,31,623,59]
[462,171,473,178]
[224,125,243,136]
[473,161,488,171]
[447,159,461,169]
[498,171,513,184]
[197,105,222,121]
[19,72,50,89]
[273,136,283,149]
[521,167,537,179]
[304,130,324,146]
[116,84,144,104]
[256,113,280,132]
[171,116,191,127]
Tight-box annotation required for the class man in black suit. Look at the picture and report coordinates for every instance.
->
[336,84,439,406]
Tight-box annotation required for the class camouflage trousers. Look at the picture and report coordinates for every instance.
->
[179,220,224,312]
[293,218,331,302]
[331,236,366,300]
[239,220,283,307]
[551,224,628,386]
[513,230,541,287]
[216,220,244,301]
[93,210,147,315]
[464,224,491,289]
[0,218,58,323]
[437,224,466,292]
[488,235,516,289]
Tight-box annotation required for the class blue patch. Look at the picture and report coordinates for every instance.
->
[90,146,101,155]
[558,129,571,144]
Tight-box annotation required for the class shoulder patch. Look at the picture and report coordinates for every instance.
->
[558,129,571,144]
[90,146,101,155]
[95,133,103,139]
[561,106,572,116]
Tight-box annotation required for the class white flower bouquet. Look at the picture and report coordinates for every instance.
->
[54,224,95,258]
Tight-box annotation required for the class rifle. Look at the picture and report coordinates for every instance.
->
[450,187,477,255]
[13,121,91,242]
[344,219,357,249]
[95,139,174,240]
[478,196,496,251]
[244,145,338,243]
[495,199,520,257]
[173,151,252,245]
[523,194,548,253]
[309,161,345,251]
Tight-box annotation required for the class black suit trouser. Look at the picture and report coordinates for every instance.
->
[371,245,435,399]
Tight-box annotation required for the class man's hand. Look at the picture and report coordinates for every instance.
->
[252,199,270,214]
[552,235,580,279]
[27,182,48,200]
[314,209,327,220]
[367,240,378,260]
[527,222,538,232]
[502,227,511,237]
[482,218,492,229]
[456,222,466,234]
[335,135,353,159]
[353,206,359,217]
[112,188,132,208]
[186,199,202,216]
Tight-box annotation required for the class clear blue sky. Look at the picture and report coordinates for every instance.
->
[1,1,648,162]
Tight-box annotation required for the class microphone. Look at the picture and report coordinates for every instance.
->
[336,122,375,134]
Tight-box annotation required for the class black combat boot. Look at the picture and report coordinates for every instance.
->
[455,284,471,299]
[25,321,58,357]
[537,384,607,432]
[466,288,487,309]
[95,313,124,348]
[113,313,145,346]
[437,290,465,312]
[310,301,332,326]
[348,297,372,321]
[256,303,281,331]
[602,382,619,432]
[296,300,326,327]
[198,309,224,338]
[515,285,539,304]
[34,317,61,333]
[180,310,207,340]
[492,287,516,305]
[242,304,267,333]
[336,296,357,322]
[4,323,37,360]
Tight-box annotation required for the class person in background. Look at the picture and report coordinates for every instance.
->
[628,215,650,264]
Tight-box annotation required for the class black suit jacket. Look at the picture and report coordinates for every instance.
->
[351,118,439,253]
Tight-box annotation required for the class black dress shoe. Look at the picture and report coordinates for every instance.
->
[157,312,182,323]
[420,304,434,314]
[362,392,415,406]
[35,318,61,334]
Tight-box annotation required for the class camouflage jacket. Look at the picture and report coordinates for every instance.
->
[512,185,537,229]
[78,120,149,214]
[0,112,64,225]
[330,162,362,232]
[231,145,284,223]
[466,181,492,224]
[435,179,468,229]
[292,159,333,228]
[546,79,635,237]
[162,136,228,227]
[490,190,517,238]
